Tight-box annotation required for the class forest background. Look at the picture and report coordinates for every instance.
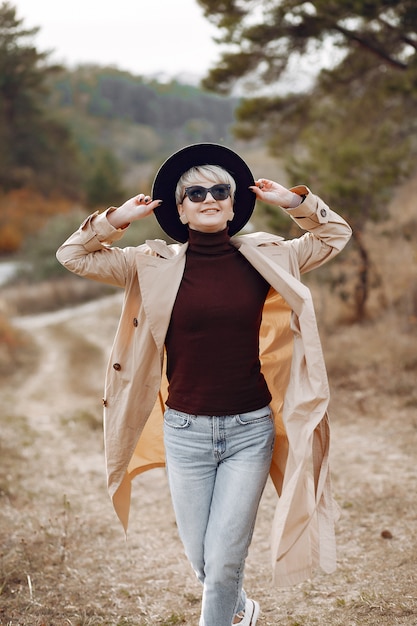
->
[0,1,417,624]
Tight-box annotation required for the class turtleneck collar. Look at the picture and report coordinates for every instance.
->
[186,227,235,256]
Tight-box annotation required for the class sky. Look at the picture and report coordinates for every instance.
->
[14,0,222,81]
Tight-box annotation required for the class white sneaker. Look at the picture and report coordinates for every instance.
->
[233,599,260,626]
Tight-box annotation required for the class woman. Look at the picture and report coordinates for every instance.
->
[57,143,352,626]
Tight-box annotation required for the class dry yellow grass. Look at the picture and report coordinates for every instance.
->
[1,295,416,626]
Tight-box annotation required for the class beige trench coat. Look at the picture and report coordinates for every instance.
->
[57,186,352,586]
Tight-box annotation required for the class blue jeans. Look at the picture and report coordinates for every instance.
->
[163,406,275,626]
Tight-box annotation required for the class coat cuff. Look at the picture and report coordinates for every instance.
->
[284,186,330,228]
[78,208,127,251]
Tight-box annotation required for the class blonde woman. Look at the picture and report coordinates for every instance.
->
[57,143,352,626]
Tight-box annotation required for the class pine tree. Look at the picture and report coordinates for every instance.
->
[0,2,82,195]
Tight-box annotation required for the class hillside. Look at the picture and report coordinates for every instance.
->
[48,67,239,190]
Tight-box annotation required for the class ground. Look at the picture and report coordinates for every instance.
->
[0,291,416,626]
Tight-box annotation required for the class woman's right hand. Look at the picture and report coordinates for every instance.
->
[107,194,162,229]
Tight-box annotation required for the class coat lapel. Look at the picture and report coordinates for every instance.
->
[135,243,187,353]
[234,238,310,315]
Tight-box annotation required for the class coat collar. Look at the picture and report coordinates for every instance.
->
[145,238,187,258]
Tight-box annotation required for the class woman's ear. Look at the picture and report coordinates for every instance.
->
[178,207,189,224]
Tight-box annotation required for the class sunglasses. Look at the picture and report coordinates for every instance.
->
[182,184,231,203]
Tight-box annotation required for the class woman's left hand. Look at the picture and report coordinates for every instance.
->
[249,179,302,208]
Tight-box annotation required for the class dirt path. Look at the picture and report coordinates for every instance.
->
[1,296,416,625]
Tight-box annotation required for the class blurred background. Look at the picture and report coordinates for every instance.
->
[0,2,416,624]
[1,0,416,322]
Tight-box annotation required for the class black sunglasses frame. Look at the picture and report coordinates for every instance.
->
[182,184,231,203]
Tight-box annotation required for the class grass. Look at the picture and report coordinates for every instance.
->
[1,349,416,625]
[0,313,38,378]
[159,615,187,625]
[61,409,103,432]
[2,275,117,316]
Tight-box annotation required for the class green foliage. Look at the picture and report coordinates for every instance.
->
[199,0,417,194]
[285,87,413,229]
[0,4,239,254]
[12,207,166,285]
[0,5,238,193]
[256,199,296,237]
[199,0,417,203]
[49,66,238,156]
[0,1,83,196]
[199,0,417,91]
[198,0,417,318]
[15,210,90,281]
[85,149,126,208]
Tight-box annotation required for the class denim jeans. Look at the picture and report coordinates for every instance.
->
[163,405,275,626]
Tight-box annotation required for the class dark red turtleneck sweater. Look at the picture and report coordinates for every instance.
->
[164,227,272,415]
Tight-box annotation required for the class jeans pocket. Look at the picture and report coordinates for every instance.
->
[236,405,272,425]
[164,408,193,429]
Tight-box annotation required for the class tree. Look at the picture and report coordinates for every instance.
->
[0,2,82,196]
[198,0,417,92]
[198,0,417,319]
[85,150,126,209]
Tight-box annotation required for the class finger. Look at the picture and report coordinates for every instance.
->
[143,198,163,211]
[135,194,152,204]
[138,200,160,218]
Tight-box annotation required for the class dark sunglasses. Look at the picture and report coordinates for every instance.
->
[182,184,231,203]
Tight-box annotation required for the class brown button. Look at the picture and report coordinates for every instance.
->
[133,317,138,327]
[113,363,121,371]
[102,398,108,407]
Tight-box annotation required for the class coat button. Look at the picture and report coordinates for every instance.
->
[133,317,138,327]
[320,208,327,217]
[113,363,121,371]
[102,398,108,407]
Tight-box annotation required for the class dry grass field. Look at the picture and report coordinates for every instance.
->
[0,179,416,625]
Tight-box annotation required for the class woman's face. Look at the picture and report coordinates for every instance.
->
[178,175,234,233]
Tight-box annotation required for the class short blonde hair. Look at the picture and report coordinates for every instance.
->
[175,165,236,205]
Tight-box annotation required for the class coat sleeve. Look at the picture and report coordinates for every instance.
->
[56,209,150,287]
[282,186,352,274]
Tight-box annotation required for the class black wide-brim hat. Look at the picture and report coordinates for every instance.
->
[152,143,256,242]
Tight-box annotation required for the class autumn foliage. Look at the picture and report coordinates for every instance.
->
[0,189,74,254]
